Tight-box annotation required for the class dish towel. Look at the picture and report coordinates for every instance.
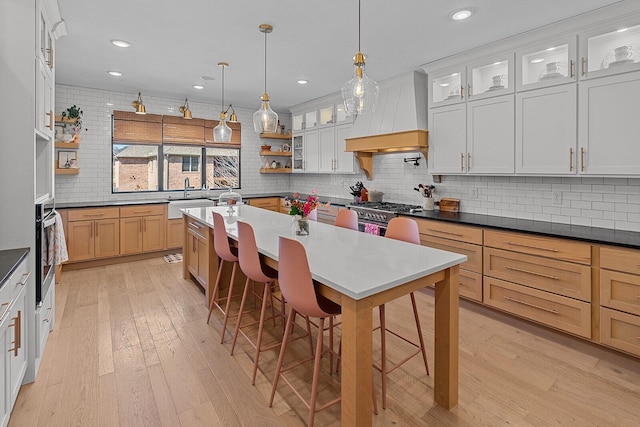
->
[45,211,69,266]
[364,223,380,236]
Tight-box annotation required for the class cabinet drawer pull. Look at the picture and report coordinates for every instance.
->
[505,266,559,280]
[460,153,464,172]
[460,85,464,100]
[505,241,559,252]
[427,228,463,237]
[504,296,559,314]
[569,147,573,172]
[17,272,31,286]
[44,307,53,323]
[580,147,585,172]
[468,153,471,171]
[8,310,21,356]
[0,301,12,322]
[569,60,574,78]
[189,222,201,230]
[84,213,105,217]
[132,210,152,215]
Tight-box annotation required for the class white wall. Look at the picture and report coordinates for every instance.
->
[56,85,640,232]
[54,84,290,203]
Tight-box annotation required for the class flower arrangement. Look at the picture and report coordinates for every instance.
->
[286,190,328,217]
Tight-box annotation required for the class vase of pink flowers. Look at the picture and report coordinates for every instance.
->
[286,191,328,236]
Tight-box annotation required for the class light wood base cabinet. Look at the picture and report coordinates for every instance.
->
[119,205,166,255]
[185,218,209,289]
[484,277,591,338]
[600,308,640,357]
[67,211,120,262]
[167,218,184,249]
[248,197,279,211]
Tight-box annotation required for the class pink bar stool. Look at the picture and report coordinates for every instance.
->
[206,212,239,344]
[334,209,358,230]
[375,216,429,410]
[269,236,341,427]
[230,221,284,385]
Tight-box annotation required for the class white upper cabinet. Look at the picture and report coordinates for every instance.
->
[430,67,466,107]
[466,53,514,101]
[516,84,577,175]
[516,36,577,91]
[579,20,640,80]
[578,72,640,175]
[292,113,304,132]
[318,101,353,127]
[304,110,317,130]
[428,103,467,174]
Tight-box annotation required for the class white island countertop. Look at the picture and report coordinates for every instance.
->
[183,205,467,300]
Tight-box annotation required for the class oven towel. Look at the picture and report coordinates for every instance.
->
[364,223,380,236]
[45,211,69,265]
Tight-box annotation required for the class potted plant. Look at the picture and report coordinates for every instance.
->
[60,104,83,133]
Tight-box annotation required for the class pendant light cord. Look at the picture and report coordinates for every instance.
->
[358,0,361,52]
[264,30,268,93]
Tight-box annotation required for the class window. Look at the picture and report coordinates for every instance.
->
[182,156,199,172]
[206,147,240,189]
[112,144,160,192]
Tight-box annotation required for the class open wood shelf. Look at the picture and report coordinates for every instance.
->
[55,168,79,175]
[260,133,292,140]
[259,168,291,174]
[55,142,79,149]
[55,116,79,124]
[260,150,291,157]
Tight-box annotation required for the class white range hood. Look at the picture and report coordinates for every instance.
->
[345,71,428,179]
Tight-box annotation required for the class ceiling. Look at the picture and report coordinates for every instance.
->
[56,0,624,112]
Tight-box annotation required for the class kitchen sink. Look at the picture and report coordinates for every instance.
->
[167,198,216,219]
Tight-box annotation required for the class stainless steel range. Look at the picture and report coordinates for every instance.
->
[348,202,422,235]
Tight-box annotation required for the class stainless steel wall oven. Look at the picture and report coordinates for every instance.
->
[35,198,55,306]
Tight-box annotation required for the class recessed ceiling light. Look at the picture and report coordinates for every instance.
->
[111,40,131,48]
[451,10,472,21]
[439,83,450,87]
[108,71,123,77]
[193,85,204,90]
[493,61,502,66]
[297,79,309,85]
[546,47,556,52]
[617,28,628,33]
[450,73,459,77]
[530,58,545,64]
[106,102,114,106]
[200,75,215,80]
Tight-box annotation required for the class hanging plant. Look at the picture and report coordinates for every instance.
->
[61,104,83,132]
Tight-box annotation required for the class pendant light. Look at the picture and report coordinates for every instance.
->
[132,92,146,114]
[213,62,233,142]
[253,23,278,134]
[341,0,379,116]
[179,98,192,119]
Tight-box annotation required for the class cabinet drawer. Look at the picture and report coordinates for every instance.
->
[248,198,279,211]
[421,235,482,274]
[37,281,54,355]
[484,277,591,338]
[120,204,165,218]
[484,247,591,301]
[601,246,640,275]
[601,269,640,316]
[416,219,483,245]
[484,229,591,265]
[68,207,119,221]
[186,217,207,240]
[460,270,483,302]
[600,307,640,357]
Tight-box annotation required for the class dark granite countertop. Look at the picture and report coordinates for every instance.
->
[0,248,30,289]
[400,209,640,249]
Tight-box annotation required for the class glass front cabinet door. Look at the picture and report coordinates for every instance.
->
[430,67,466,107]
[516,36,577,91]
[579,21,640,80]
[466,53,514,101]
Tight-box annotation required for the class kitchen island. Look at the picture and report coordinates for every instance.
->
[181,205,466,426]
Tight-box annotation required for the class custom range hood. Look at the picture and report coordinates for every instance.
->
[345,71,428,179]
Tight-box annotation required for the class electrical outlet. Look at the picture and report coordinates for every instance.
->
[470,187,478,199]
[552,191,562,205]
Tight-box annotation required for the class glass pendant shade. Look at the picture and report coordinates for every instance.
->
[342,63,379,115]
[253,97,278,133]
[213,119,232,142]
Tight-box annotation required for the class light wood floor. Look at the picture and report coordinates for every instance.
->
[9,257,640,426]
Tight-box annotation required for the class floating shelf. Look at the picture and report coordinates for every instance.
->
[55,142,79,149]
[260,168,291,174]
[55,168,79,175]
[260,150,291,157]
[260,133,292,140]
[55,116,79,124]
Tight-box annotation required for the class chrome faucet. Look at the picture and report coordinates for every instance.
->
[184,177,195,199]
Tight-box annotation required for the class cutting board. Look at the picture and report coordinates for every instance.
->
[439,198,460,212]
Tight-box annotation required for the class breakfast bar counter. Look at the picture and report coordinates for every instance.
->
[181,205,467,426]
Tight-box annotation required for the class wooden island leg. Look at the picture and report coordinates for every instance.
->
[434,265,460,409]
[341,296,373,426]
